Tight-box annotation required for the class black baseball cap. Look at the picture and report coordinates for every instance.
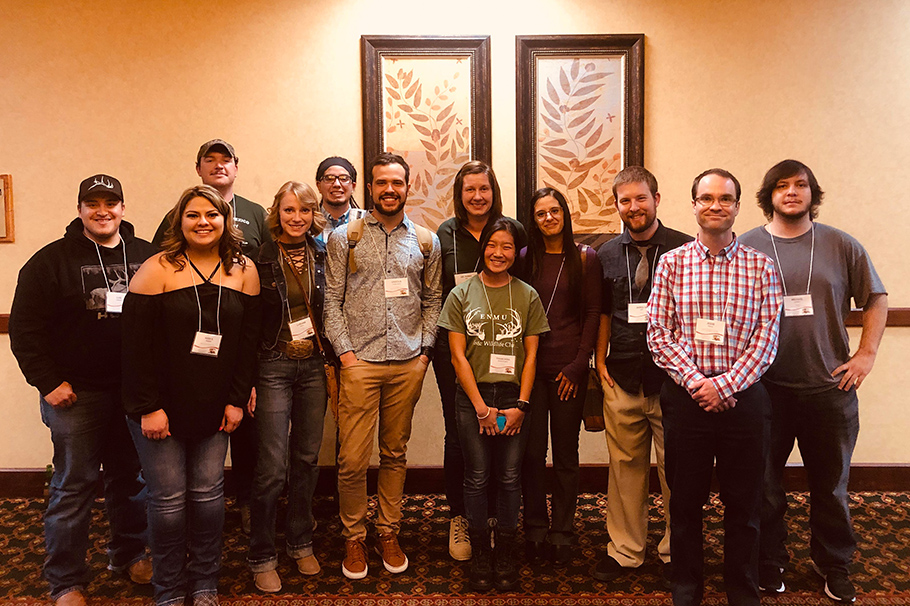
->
[78,174,123,202]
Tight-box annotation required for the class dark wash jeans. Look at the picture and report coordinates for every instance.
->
[661,380,770,606]
[248,352,327,571]
[455,382,529,531]
[522,374,585,545]
[760,382,859,575]
[40,389,148,600]
[128,419,228,606]
[432,332,466,518]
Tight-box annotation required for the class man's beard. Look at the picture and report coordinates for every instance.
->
[322,196,349,208]
[373,195,406,217]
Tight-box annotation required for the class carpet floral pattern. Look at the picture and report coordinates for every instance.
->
[1,492,907,605]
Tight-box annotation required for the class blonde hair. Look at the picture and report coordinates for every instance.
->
[266,181,326,239]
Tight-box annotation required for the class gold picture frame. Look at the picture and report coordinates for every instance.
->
[0,174,13,243]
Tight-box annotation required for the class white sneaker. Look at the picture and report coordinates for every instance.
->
[449,515,472,561]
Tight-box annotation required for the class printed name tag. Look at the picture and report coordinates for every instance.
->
[191,331,222,357]
[784,294,814,317]
[384,278,409,298]
[289,316,315,340]
[105,291,126,314]
[489,353,516,376]
[694,318,725,345]
[627,302,647,324]
[455,272,477,286]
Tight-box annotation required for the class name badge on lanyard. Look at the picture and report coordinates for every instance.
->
[105,291,126,314]
[385,277,409,298]
[289,316,315,340]
[455,272,477,286]
[489,353,516,376]
[784,294,814,317]
[694,318,725,345]
[627,302,647,324]
[191,332,222,357]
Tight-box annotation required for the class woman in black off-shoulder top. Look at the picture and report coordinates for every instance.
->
[122,184,260,606]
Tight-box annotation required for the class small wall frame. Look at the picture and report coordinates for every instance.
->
[0,174,13,243]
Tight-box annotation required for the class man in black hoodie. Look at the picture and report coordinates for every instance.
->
[10,174,155,606]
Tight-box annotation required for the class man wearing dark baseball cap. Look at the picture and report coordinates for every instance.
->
[152,138,270,258]
[315,155,367,243]
[10,174,156,605]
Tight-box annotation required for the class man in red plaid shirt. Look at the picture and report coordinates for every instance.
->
[647,168,783,606]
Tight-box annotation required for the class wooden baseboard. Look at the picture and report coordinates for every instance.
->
[1,464,907,499]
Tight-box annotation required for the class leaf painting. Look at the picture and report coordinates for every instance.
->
[536,56,624,234]
[382,57,473,231]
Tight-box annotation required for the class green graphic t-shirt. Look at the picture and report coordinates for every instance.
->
[438,275,549,385]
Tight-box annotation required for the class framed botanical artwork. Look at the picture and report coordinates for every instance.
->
[361,35,492,231]
[516,34,644,246]
[0,174,13,243]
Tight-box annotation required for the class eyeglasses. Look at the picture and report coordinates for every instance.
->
[694,195,738,208]
[320,175,352,185]
[534,207,562,221]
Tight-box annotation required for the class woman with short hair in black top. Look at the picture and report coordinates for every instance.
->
[434,161,527,561]
[123,184,260,606]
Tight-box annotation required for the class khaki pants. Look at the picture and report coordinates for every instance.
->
[337,357,428,539]
[602,380,671,566]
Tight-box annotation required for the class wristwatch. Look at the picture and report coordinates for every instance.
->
[516,399,530,412]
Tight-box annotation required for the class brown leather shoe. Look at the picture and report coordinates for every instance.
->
[127,557,153,584]
[296,554,321,575]
[55,590,87,606]
[375,532,408,573]
[341,538,368,579]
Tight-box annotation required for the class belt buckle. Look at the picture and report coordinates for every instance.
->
[285,339,314,359]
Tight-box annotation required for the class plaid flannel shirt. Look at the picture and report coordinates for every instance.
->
[646,236,783,402]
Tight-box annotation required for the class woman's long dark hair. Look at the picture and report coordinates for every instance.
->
[525,187,582,311]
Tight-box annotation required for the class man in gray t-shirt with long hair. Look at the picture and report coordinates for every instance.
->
[739,159,888,604]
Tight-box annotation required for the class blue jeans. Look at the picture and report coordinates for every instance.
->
[455,382,529,531]
[248,352,327,571]
[128,419,228,606]
[760,383,859,574]
[40,389,148,601]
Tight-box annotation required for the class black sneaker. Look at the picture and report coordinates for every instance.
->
[759,564,785,593]
[592,555,625,582]
[823,570,856,603]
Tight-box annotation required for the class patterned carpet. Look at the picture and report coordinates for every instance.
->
[1,492,908,605]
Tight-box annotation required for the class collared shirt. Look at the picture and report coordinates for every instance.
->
[317,204,368,244]
[597,221,693,396]
[647,236,783,401]
[324,213,442,362]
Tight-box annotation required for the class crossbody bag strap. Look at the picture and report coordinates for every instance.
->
[277,242,329,358]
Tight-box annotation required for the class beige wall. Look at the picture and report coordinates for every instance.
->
[1,0,908,469]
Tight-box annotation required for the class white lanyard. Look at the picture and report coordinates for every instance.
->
[279,245,313,323]
[366,220,413,274]
[769,223,814,296]
[480,275,515,356]
[696,247,733,323]
[624,243,659,303]
[92,237,128,292]
[544,255,566,316]
[453,228,481,276]
[188,256,223,335]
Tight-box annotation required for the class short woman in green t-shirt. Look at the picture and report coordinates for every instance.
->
[437,217,549,591]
